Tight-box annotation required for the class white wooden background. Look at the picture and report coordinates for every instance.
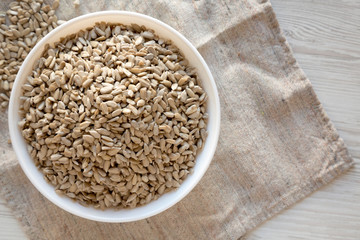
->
[1,0,359,239]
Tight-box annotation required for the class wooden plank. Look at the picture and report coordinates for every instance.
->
[0,199,27,239]
[247,0,360,239]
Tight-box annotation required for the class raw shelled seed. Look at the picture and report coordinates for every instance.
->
[0,0,63,109]
[73,0,80,8]
[19,22,208,209]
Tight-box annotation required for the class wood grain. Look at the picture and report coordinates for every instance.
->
[0,199,27,239]
[247,0,360,239]
[1,0,359,239]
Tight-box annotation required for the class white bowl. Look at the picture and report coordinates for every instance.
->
[8,11,220,222]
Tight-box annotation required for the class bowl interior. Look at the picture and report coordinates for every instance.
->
[9,11,220,222]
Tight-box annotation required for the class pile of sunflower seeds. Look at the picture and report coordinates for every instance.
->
[0,0,65,108]
[19,22,208,209]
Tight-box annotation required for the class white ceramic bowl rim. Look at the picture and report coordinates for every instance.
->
[9,11,220,222]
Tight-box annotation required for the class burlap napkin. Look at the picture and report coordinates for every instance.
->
[0,0,354,239]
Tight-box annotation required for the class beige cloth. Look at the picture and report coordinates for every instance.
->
[0,0,354,239]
